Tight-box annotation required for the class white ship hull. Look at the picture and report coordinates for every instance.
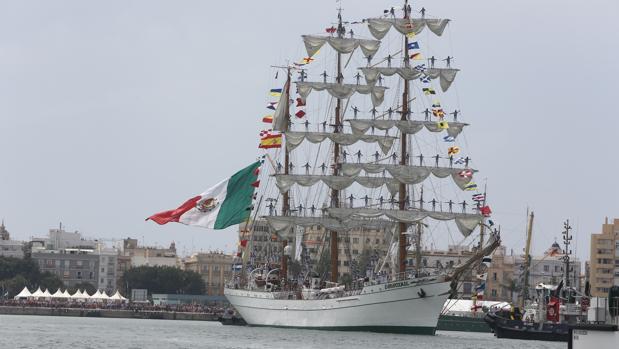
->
[224,276,451,334]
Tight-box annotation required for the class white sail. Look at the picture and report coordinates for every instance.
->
[366,18,450,39]
[285,131,396,154]
[274,174,400,195]
[296,81,388,107]
[265,215,396,233]
[360,67,459,92]
[272,79,290,132]
[347,119,467,138]
[302,35,381,58]
[340,163,474,190]
[327,207,482,237]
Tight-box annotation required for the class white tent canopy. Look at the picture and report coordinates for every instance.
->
[13,286,32,299]
[30,287,44,298]
[51,289,65,298]
[108,290,128,302]
[41,289,52,298]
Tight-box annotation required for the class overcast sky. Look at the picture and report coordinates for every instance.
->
[1,0,617,262]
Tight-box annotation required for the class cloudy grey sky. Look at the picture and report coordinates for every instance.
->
[1,0,617,261]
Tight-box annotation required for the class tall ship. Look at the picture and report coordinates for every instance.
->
[222,1,501,334]
[147,0,500,335]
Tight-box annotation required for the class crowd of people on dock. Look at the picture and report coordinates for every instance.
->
[0,299,227,314]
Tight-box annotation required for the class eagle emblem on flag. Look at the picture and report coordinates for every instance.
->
[196,197,219,213]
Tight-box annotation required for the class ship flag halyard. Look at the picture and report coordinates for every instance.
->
[147,161,261,229]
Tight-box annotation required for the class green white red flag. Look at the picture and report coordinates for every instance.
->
[146,161,261,229]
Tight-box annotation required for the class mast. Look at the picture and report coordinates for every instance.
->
[521,210,534,309]
[329,8,344,284]
[399,0,411,275]
[562,219,572,288]
[281,67,292,284]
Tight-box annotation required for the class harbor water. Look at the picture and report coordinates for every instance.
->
[0,315,565,349]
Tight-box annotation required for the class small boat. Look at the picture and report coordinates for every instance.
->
[218,309,247,326]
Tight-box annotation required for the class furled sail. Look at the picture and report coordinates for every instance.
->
[296,82,388,107]
[366,18,450,40]
[265,216,396,234]
[272,80,290,132]
[340,163,474,190]
[360,67,459,92]
[302,35,381,58]
[274,174,400,195]
[285,131,396,154]
[347,119,467,138]
[327,207,481,237]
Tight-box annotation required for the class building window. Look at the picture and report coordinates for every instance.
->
[491,289,497,297]
[89,271,94,279]
[493,272,497,281]
[353,238,359,244]
[352,249,359,255]
[77,271,82,279]
[543,265,549,272]
[63,271,69,279]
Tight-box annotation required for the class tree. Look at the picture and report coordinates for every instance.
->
[120,266,205,295]
[0,256,65,297]
[69,282,97,295]
[0,275,27,299]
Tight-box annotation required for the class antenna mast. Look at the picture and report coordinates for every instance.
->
[562,219,573,288]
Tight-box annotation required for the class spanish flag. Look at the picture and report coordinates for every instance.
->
[259,134,283,149]
[433,109,446,118]
[410,53,423,60]
[262,115,273,123]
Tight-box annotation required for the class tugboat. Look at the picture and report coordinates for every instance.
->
[484,219,588,342]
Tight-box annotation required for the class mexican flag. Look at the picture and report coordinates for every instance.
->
[147,161,261,229]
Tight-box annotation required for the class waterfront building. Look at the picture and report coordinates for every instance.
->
[0,222,24,259]
[409,245,482,299]
[96,247,119,293]
[183,251,233,296]
[303,226,389,279]
[29,228,119,293]
[238,220,282,265]
[120,238,178,268]
[32,248,100,289]
[483,243,582,302]
[589,217,619,297]
[238,220,389,280]
[32,227,97,251]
